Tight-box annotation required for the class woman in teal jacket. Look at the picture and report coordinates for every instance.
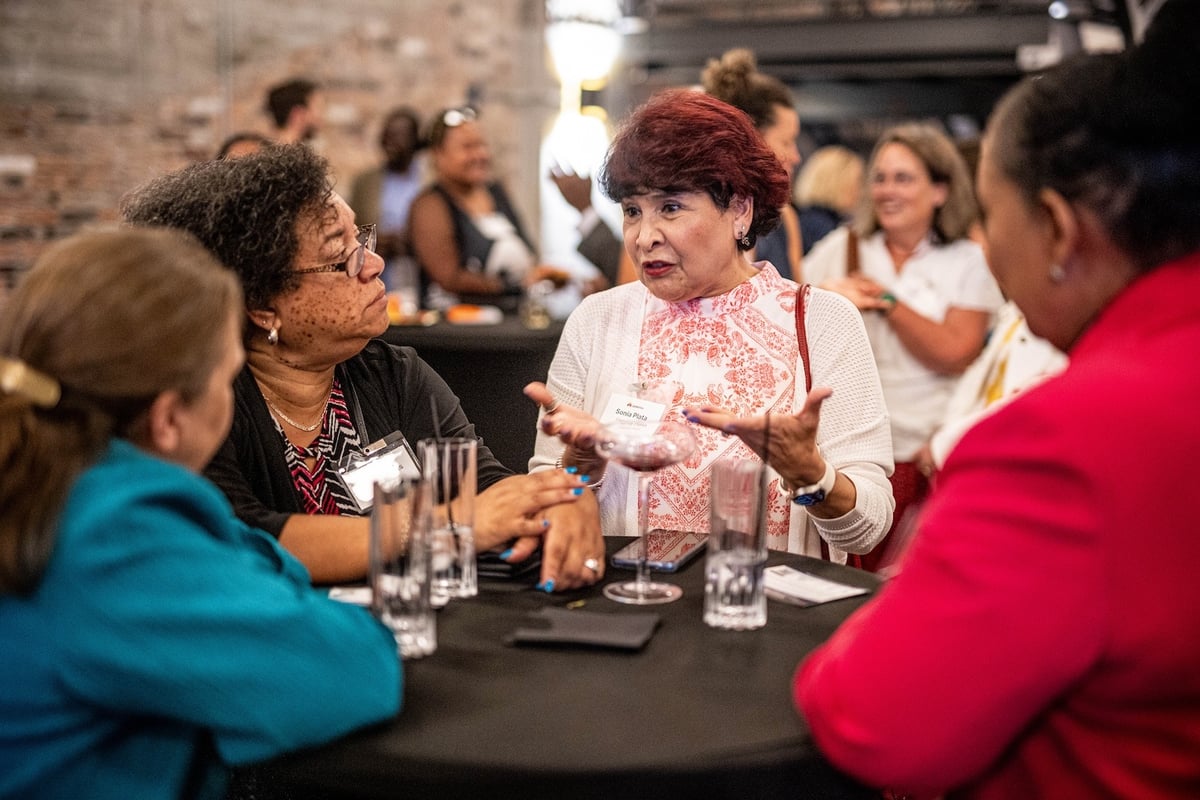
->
[0,228,400,800]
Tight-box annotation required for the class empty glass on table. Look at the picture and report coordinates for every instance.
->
[418,437,478,605]
[370,471,437,658]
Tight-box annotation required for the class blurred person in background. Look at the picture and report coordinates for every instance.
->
[915,298,1066,481]
[549,167,621,288]
[804,122,1003,571]
[407,107,573,312]
[349,106,426,296]
[794,145,864,255]
[0,228,398,800]
[702,48,804,280]
[216,131,271,160]
[122,145,603,592]
[796,3,1200,795]
[264,77,323,145]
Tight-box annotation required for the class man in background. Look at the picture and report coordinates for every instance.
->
[549,168,621,287]
[264,78,323,144]
[348,107,425,295]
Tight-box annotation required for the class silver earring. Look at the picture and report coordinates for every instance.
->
[738,229,751,249]
[1049,264,1066,284]
[267,325,279,345]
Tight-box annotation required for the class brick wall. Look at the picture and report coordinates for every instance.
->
[0,0,555,298]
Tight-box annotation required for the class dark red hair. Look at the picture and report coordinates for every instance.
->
[600,89,790,249]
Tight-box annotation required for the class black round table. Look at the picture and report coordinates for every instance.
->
[260,539,880,800]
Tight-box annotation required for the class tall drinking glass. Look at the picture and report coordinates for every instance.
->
[705,458,768,630]
[595,419,697,604]
[370,472,437,658]
[418,437,478,606]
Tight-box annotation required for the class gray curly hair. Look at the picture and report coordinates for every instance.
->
[120,144,336,313]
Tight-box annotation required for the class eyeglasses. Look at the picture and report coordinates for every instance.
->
[441,107,477,127]
[294,224,377,278]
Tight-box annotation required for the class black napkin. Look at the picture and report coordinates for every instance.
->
[505,607,661,651]
[478,550,542,580]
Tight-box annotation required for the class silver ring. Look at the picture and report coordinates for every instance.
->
[583,557,600,573]
[544,399,561,414]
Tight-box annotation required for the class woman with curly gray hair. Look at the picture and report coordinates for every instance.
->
[121,145,602,590]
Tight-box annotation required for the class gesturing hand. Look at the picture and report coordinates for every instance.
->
[523,382,608,480]
[682,386,833,487]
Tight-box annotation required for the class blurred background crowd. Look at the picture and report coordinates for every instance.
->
[0,0,1145,302]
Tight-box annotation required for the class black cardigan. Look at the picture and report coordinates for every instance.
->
[204,339,512,538]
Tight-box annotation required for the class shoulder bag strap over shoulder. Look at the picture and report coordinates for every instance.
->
[796,283,832,560]
[794,283,813,392]
[845,228,861,277]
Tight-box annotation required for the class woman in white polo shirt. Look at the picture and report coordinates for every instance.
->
[804,123,1002,570]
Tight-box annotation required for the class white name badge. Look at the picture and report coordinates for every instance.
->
[598,392,667,430]
[334,432,421,513]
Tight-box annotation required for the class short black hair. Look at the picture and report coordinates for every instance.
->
[215,131,271,160]
[265,78,319,129]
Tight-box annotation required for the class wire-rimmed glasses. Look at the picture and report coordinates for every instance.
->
[294,224,377,278]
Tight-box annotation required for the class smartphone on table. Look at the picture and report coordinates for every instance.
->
[611,530,708,573]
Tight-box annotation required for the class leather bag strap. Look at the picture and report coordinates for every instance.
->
[794,283,813,392]
[845,228,861,277]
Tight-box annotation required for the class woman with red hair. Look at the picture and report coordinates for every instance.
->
[526,89,894,560]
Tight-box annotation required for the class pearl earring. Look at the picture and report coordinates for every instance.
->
[1049,264,1066,284]
[267,325,279,345]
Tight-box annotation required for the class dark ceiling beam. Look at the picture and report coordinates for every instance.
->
[639,57,1025,86]
[621,12,1053,77]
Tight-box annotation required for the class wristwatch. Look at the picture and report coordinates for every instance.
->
[785,460,837,506]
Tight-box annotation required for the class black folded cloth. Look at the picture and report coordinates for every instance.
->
[505,607,660,651]
[478,550,541,580]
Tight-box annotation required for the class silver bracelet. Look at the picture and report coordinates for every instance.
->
[555,453,605,489]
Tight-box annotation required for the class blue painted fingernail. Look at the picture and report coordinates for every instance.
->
[542,518,550,528]
[580,475,591,483]
[500,548,513,560]
[535,581,545,591]
[565,466,578,474]
[686,414,700,423]
[572,487,584,496]
[542,579,555,593]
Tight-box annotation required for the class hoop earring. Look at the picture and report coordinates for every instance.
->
[267,325,279,345]
[1049,264,1066,284]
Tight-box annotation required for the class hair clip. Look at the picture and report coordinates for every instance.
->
[0,357,62,408]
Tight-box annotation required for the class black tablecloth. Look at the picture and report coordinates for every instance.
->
[380,317,563,473]
[261,539,879,800]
